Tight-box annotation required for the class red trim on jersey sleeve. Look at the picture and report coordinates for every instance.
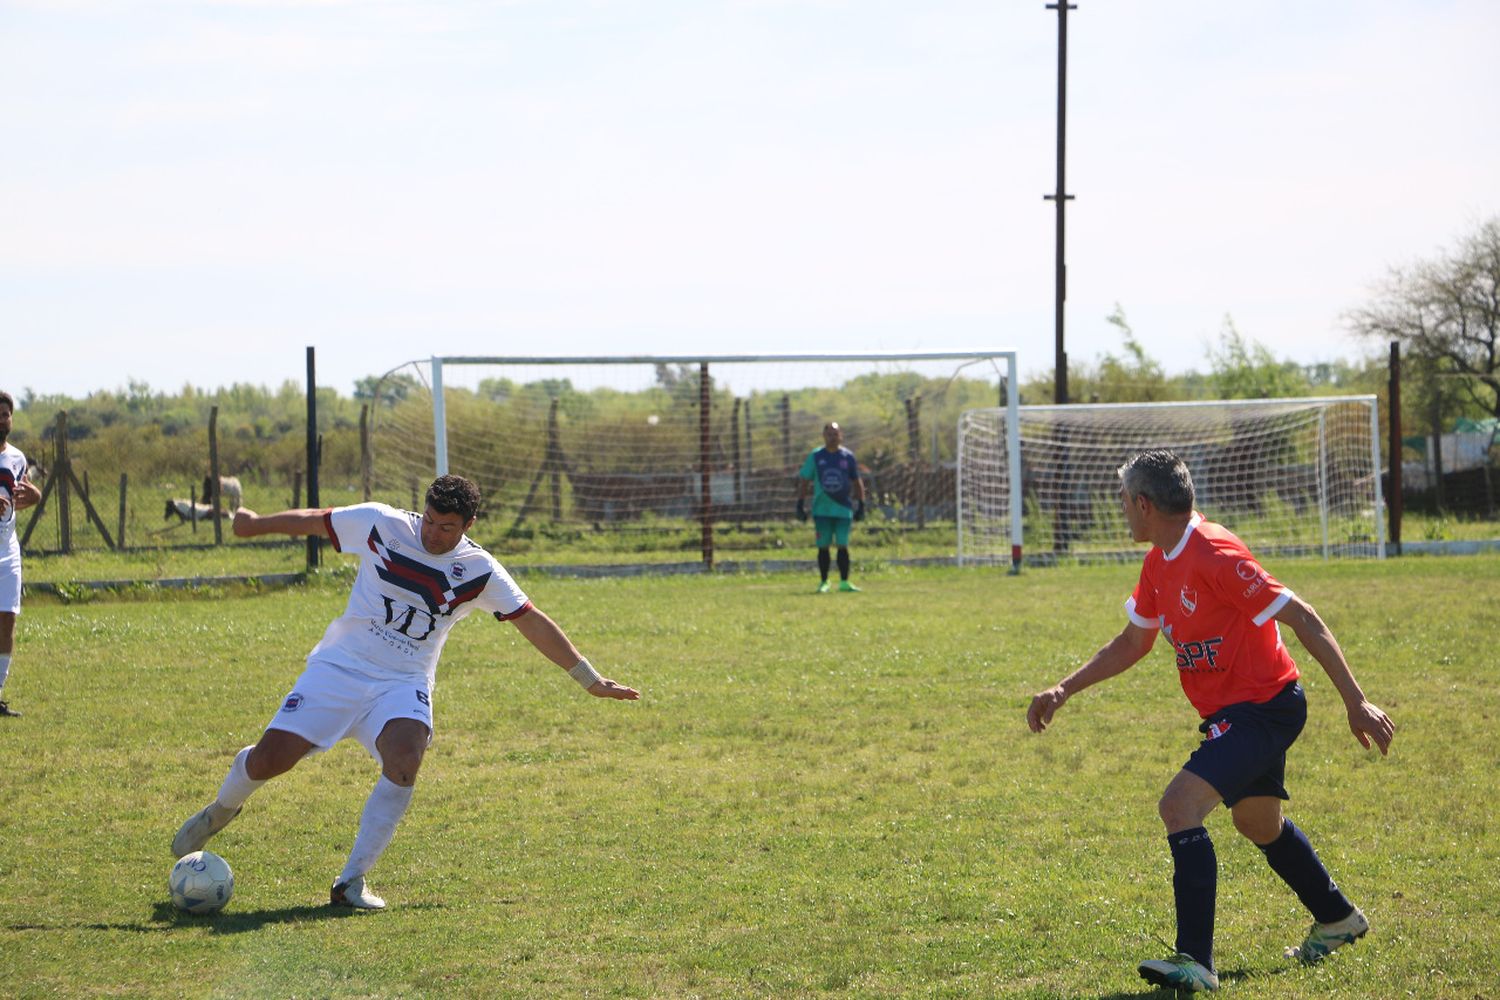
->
[493,600,534,622]
[322,508,341,551]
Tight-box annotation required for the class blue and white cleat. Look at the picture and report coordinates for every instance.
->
[1285,906,1369,963]
[1138,953,1219,992]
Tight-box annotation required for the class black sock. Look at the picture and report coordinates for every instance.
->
[1257,819,1354,925]
[1169,827,1216,971]
[836,547,850,581]
[817,548,831,581]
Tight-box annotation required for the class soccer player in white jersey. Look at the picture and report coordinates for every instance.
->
[0,391,44,718]
[171,474,639,909]
[1026,450,1394,992]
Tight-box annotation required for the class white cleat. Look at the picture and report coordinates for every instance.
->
[171,803,241,857]
[1286,906,1369,963]
[330,875,386,910]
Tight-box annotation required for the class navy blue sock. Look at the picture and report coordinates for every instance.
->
[1257,819,1354,925]
[1169,827,1216,971]
[817,548,831,581]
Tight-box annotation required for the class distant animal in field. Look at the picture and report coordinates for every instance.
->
[164,498,217,523]
[202,475,243,512]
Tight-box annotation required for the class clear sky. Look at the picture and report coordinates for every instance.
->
[3,0,1496,400]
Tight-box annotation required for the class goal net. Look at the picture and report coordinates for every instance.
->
[957,396,1384,565]
[363,353,1020,569]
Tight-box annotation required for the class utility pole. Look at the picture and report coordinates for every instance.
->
[1045,1,1076,404]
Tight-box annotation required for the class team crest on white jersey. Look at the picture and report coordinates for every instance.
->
[451,562,466,580]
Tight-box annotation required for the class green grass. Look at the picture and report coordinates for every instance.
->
[2,557,1498,997]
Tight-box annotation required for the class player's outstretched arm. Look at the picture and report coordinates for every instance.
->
[231,507,332,539]
[1027,623,1155,733]
[509,606,640,701]
[1275,596,1395,755]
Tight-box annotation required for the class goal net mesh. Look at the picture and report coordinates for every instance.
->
[958,397,1382,564]
[364,356,1011,566]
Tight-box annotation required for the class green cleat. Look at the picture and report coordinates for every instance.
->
[816,580,832,594]
[1285,906,1368,964]
[838,581,861,592]
[1138,953,1219,992]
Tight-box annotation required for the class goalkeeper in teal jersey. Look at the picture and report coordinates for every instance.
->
[796,422,867,593]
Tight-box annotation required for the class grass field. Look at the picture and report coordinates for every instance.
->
[2,557,1497,998]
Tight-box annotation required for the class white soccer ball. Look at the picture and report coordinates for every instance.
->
[170,850,234,914]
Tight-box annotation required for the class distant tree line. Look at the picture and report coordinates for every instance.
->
[7,217,1494,493]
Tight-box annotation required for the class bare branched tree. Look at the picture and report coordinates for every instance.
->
[1348,217,1500,419]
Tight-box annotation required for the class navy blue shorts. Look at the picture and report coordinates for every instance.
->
[1182,680,1307,807]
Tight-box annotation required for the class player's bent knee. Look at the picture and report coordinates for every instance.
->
[375,719,429,786]
[246,730,314,780]
[1157,791,1206,832]
[1230,802,1285,844]
[379,744,426,786]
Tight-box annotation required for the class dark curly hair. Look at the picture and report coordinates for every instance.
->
[425,475,481,522]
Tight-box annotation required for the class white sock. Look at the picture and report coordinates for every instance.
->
[213,746,265,814]
[0,653,11,694]
[338,776,414,884]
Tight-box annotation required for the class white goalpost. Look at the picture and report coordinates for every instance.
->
[364,352,1023,570]
[957,395,1385,566]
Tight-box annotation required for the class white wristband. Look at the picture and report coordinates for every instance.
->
[568,659,602,690]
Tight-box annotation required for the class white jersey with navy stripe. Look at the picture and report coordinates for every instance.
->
[311,503,530,687]
[0,443,28,560]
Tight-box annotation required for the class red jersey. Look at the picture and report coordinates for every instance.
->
[1126,514,1299,718]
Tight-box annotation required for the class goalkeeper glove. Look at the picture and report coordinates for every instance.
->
[854,499,866,522]
[796,497,808,522]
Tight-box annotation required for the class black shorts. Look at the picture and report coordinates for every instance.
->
[1183,680,1307,807]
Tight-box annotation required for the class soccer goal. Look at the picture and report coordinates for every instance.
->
[957,396,1385,565]
[363,353,1022,570]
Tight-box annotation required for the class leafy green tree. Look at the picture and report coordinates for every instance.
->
[1206,318,1312,399]
[354,372,419,408]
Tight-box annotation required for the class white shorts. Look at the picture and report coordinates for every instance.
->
[266,659,433,764]
[0,550,20,615]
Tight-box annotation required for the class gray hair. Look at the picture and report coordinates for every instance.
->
[1117,449,1195,515]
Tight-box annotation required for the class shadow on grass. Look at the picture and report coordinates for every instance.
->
[7,901,446,935]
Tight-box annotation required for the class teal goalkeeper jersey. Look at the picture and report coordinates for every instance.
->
[799,446,859,518]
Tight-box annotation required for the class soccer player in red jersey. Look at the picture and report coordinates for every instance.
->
[1026,450,1395,993]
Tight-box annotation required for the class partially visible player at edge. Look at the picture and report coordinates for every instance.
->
[171,474,639,910]
[0,391,44,718]
[795,421,866,593]
[1026,450,1394,993]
